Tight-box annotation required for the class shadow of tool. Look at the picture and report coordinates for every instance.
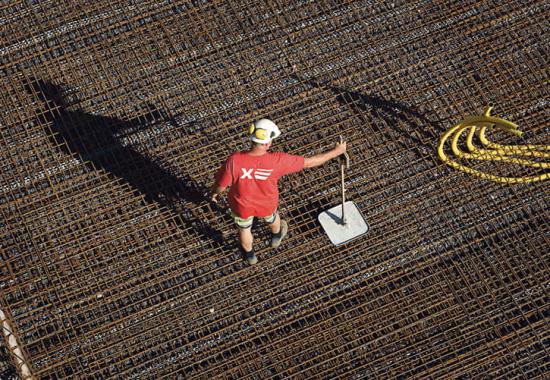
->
[324,208,343,225]
[26,79,223,243]
[295,76,440,155]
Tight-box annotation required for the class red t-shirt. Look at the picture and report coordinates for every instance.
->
[215,151,305,218]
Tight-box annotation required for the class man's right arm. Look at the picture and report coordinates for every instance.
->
[210,185,227,203]
[210,156,233,202]
[303,141,347,168]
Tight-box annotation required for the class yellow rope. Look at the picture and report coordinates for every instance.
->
[437,107,549,183]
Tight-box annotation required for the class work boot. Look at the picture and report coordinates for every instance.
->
[241,247,257,265]
[271,220,288,248]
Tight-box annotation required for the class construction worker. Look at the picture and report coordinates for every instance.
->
[211,119,347,265]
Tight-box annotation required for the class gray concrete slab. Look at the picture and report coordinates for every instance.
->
[318,201,369,246]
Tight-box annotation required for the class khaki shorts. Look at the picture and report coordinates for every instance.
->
[231,210,278,229]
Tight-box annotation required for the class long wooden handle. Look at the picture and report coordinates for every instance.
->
[339,135,349,224]
[340,135,350,168]
[341,162,346,224]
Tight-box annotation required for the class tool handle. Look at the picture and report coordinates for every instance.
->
[339,135,350,169]
[339,135,349,224]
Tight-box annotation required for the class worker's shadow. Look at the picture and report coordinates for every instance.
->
[0,350,16,380]
[295,76,440,156]
[26,79,224,243]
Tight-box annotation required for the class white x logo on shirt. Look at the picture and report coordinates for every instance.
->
[240,168,253,179]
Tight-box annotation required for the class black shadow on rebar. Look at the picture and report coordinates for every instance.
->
[295,76,440,155]
[26,79,224,243]
[0,351,17,380]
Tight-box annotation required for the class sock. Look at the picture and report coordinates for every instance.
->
[240,246,254,254]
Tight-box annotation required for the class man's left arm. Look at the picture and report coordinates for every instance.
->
[277,152,306,176]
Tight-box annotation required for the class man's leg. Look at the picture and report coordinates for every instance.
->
[264,211,288,248]
[238,227,257,265]
[268,213,281,234]
[238,227,253,252]
[231,211,257,265]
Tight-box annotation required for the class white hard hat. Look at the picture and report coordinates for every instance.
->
[249,118,281,144]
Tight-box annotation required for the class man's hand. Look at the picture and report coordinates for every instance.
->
[334,141,347,156]
[211,192,220,203]
[210,185,227,203]
[304,141,349,169]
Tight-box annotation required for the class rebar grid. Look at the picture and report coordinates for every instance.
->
[0,0,549,378]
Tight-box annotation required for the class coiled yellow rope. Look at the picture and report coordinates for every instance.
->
[437,107,549,183]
